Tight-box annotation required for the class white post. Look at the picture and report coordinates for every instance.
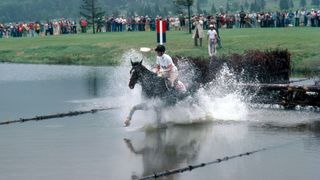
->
[159,20,163,45]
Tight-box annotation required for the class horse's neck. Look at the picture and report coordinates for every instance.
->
[140,66,158,81]
[139,66,166,94]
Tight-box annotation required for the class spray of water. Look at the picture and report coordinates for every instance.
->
[162,63,250,123]
[72,49,150,127]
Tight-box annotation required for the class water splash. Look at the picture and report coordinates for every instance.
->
[121,49,152,69]
[121,49,144,64]
[192,64,249,121]
[159,64,250,123]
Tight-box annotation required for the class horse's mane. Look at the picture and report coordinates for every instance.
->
[132,61,157,77]
[130,61,189,104]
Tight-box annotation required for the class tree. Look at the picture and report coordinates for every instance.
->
[279,0,290,10]
[250,0,266,12]
[197,0,208,4]
[211,2,217,14]
[219,5,225,13]
[226,1,231,12]
[174,0,194,34]
[240,5,244,11]
[231,1,240,12]
[289,0,294,8]
[300,0,306,7]
[250,2,258,12]
[244,0,250,10]
[196,1,203,14]
[260,0,266,10]
[80,0,105,34]
[311,0,320,6]
[112,9,120,17]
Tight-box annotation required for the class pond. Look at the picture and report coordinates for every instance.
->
[0,62,319,180]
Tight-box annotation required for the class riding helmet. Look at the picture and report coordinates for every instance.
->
[155,45,166,52]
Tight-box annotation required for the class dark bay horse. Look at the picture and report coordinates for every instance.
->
[124,60,189,126]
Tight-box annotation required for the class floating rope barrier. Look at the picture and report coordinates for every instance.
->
[289,78,312,84]
[0,107,120,126]
[139,147,267,180]
[138,141,300,180]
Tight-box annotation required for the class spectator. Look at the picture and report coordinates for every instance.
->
[192,16,204,47]
[80,18,87,33]
[207,24,218,57]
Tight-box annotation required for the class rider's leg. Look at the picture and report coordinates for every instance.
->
[169,71,187,92]
[168,71,178,87]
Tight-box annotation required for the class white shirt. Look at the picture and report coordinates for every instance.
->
[156,54,177,72]
[207,29,217,40]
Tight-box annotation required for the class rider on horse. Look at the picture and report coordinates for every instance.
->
[123,45,187,127]
[153,45,186,92]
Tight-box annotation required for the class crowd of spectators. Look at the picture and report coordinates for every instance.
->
[1,7,319,39]
[0,19,77,38]
[221,8,320,28]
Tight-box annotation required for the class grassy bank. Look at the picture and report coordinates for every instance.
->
[0,28,319,72]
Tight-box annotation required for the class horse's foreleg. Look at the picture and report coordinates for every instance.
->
[154,105,162,126]
[124,103,149,126]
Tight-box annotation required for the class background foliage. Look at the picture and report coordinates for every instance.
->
[0,0,319,22]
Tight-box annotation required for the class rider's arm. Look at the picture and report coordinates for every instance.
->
[162,63,173,72]
[162,56,175,72]
[153,64,160,73]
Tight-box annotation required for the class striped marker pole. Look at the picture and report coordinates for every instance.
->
[156,20,166,45]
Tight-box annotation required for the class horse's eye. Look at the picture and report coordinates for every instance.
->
[130,69,135,74]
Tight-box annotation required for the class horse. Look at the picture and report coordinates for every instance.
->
[124,60,189,127]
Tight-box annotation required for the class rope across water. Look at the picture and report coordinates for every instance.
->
[138,141,299,180]
[0,107,120,125]
[139,148,267,180]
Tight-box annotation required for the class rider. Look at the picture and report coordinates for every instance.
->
[153,45,186,91]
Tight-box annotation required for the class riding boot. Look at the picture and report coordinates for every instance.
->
[199,38,202,47]
[164,78,174,91]
[194,38,198,46]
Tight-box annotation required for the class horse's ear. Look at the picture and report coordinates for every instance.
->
[139,60,143,65]
[131,59,134,66]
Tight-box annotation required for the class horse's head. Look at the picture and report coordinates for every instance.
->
[129,60,143,89]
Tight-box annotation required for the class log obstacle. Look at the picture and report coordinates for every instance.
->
[240,83,320,108]
[173,49,319,108]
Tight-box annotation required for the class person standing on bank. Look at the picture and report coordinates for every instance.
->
[192,16,204,47]
[207,24,218,57]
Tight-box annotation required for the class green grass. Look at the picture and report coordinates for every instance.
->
[0,28,319,73]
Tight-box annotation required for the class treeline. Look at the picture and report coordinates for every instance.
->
[0,0,81,22]
[0,0,178,22]
[0,0,319,22]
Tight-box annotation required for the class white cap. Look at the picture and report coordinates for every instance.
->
[209,24,214,27]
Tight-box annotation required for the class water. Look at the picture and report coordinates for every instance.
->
[0,62,319,180]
